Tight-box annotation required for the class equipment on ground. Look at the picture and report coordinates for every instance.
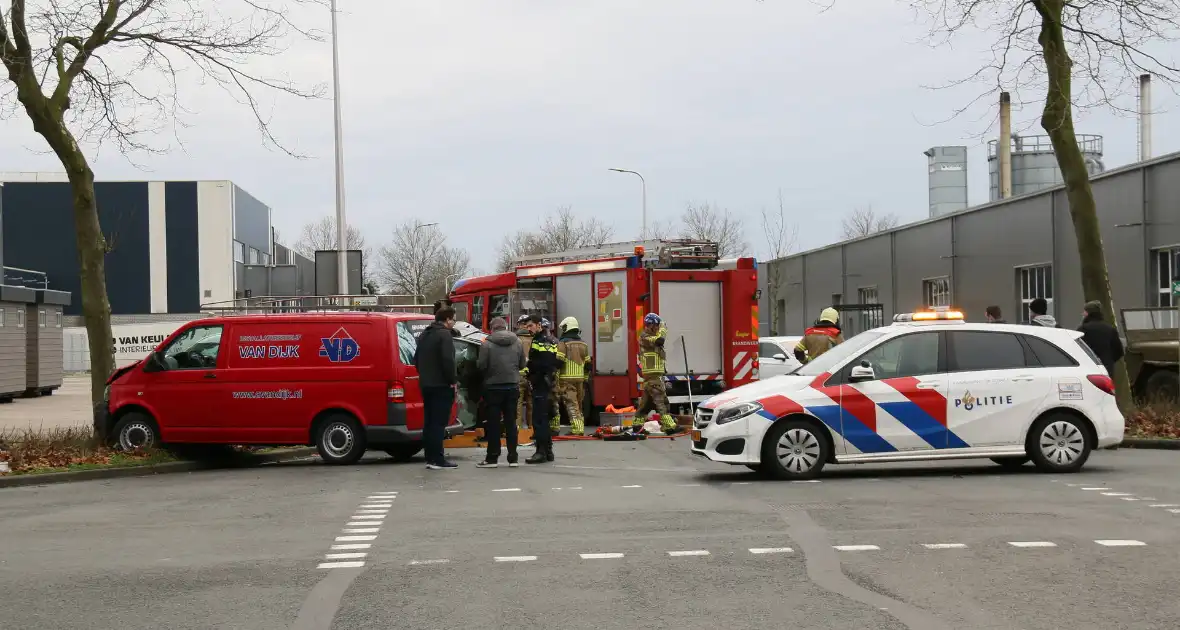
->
[1120,307,1179,403]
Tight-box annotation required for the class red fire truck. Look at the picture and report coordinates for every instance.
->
[448,240,760,413]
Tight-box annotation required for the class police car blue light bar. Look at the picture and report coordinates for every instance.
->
[893,309,965,323]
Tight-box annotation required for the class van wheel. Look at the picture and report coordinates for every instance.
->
[113,412,160,452]
[384,444,422,462]
[315,414,367,465]
[1028,413,1091,473]
[760,419,829,480]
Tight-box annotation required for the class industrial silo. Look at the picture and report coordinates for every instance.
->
[925,146,969,218]
[988,134,1105,200]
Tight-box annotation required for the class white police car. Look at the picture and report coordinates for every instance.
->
[690,310,1124,480]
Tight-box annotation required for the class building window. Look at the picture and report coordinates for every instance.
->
[1017,264,1053,323]
[248,247,260,265]
[260,253,270,266]
[0,308,4,327]
[831,293,842,306]
[857,286,883,330]
[55,311,63,328]
[923,276,951,308]
[233,241,245,264]
[1154,246,1179,307]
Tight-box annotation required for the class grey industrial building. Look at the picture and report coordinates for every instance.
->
[761,150,1180,336]
[0,175,318,319]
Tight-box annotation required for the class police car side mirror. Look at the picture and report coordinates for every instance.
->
[849,360,875,383]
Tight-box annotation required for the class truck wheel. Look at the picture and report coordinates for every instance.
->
[113,412,161,452]
[1144,370,1179,404]
[760,419,829,480]
[1028,413,1091,474]
[384,444,422,462]
[315,414,367,465]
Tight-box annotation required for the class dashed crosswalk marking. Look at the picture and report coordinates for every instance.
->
[580,553,625,559]
[922,543,968,549]
[749,547,793,554]
[317,561,365,569]
[1101,492,1132,497]
[318,491,398,569]
[667,550,710,557]
[492,488,521,493]
[342,528,380,534]
[1081,487,1111,491]
[494,556,537,562]
[335,535,377,542]
[1095,540,1146,547]
[409,559,450,566]
[834,545,879,552]
[331,543,371,550]
[325,552,367,560]
[1008,541,1057,548]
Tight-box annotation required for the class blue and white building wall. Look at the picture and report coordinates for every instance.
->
[0,175,280,317]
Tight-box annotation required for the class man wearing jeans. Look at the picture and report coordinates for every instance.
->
[475,317,526,467]
[414,307,459,470]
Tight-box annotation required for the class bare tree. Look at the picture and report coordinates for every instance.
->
[293,216,373,287]
[907,0,1178,409]
[841,205,899,240]
[762,189,800,335]
[378,221,469,303]
[0,0,323,426]
[680,202,750,257]
[495,206,614,271]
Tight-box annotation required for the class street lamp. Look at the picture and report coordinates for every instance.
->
[330,0,349,296]
[414,222,439,232]
[609,168,647,239]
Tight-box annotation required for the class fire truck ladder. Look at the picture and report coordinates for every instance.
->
[510,239,720,269]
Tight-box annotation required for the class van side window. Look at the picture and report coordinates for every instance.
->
[397,321,430,366]
[160,325,223,370]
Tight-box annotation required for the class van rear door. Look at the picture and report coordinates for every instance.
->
[394,319,430,431]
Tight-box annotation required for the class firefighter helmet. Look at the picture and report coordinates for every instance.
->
[644,313,662,325]
[559,316,579,332]
[819,307,839,324]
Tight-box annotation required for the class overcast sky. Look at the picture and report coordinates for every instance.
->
[4,0,1178,274]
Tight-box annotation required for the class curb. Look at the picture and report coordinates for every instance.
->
[0,447,317,489]
[1120,438,1180,451]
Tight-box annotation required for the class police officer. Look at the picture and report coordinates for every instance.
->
[524,315,561,464]
[634,313,679,434]
[514,315,533,430]
[554,317,591,436]
[541,318,561,433]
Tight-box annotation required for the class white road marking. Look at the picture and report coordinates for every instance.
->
[1121,497,1141,501]
[342,528,380,534]
[551,488,563,490]
[318,561,365,569]
[622,485,643,488]
[922,543,968,549]
[580,553,625,559]
[1149,504,1179,508]
[336,535,377,542]
[677,483,702,487]
[331,543,371,550]
[1081,487,1110,491]
[1101,492,1132,496]
[834,545,879,552]
[568,487,583,490]
[1141,497,1158,501]
[444,490,460,493]
[494,556,537,562]
[668,550,710,557]
[734,482,751,485]
[793,480,823,483]
[325,553,367,559]
[367,495,396,499]
[359,504,392,509]
[1095,540,1147,547]
[1008,541,1057,548]
[409,559,450,566]
[347,521,383,527]
[1065,483,1081,487]
[492,488,521,492]
[1168,509,1180,514]
[749,547,793,554]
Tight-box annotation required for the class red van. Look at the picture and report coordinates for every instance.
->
[94,312,464,464]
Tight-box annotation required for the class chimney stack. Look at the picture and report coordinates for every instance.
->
[999,92,1012,199]
[1139,74,1153,162]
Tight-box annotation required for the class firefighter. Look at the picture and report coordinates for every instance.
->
[793,307,845,364]
[541,318,561,433]
[554,316,591,436]
[634,313,679,434]
[514,315,533,430]
[525,315,561,464]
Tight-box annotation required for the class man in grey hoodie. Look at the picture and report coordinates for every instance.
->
[1028,298,1058,327]
[476,317,527,467]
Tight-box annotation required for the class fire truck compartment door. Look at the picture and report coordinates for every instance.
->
[656,280,722,375]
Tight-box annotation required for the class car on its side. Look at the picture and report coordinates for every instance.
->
[691,310,1124,480]
[96,312,466,465]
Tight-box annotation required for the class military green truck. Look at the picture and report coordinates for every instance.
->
[1120,307,1179,403]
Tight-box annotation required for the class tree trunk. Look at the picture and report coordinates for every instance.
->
[1035,0,1134,412]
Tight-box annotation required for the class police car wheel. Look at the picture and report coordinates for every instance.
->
[990,456,1030,470]
[1028,413,1091,473]
[760,419,828,480]
[315,414,367,465]
[113,412,160,451]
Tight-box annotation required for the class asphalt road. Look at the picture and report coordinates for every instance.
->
[2,440,1178,629]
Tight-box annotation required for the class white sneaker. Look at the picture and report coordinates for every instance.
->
[475,461,498,468]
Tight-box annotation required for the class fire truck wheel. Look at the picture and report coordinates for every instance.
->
[760,418,829,481]
[315,413,367,465]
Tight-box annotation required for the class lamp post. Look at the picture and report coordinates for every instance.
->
[330,0,349,296]
[609,168,647,239]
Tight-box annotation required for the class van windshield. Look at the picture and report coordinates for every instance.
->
[794,331,886,376]
[396,320,431,366]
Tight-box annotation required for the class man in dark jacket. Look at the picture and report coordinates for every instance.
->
[985,305,1006,323]
[523,315,561,465]
[1079,300,1124,376]
[476,317,526,468]
[414,307,460,470]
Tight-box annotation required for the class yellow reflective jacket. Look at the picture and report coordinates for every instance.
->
[639,324,667,377]
[556,334,591,380]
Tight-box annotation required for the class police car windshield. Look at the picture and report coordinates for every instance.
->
[793,331,886,376]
